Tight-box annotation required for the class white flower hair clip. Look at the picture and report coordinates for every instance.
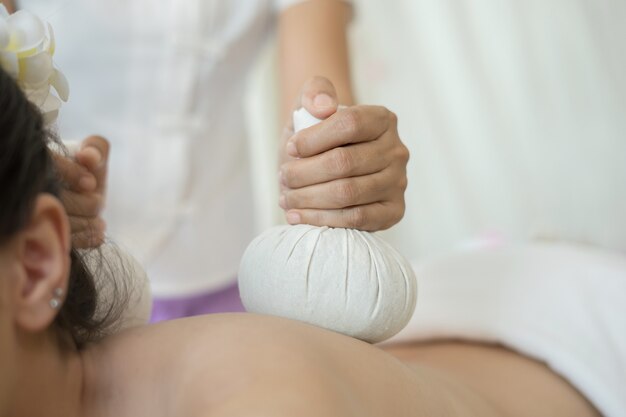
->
[0,4,69,125]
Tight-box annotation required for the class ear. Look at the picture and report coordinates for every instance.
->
[13,194,71,332]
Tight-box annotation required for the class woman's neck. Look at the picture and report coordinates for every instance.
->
[12,330,89,417]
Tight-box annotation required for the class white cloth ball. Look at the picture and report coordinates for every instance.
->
[238,225,417,343]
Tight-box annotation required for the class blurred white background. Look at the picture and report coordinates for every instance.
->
[246,0,626,261]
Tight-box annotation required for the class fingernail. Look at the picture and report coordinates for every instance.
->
[279,170,289,186]
[79,176,96,191]
[279,194,287,209]
[286,211,301,224]
[314,93,334,109]
[82,147,103,167]
[286,141,299,157]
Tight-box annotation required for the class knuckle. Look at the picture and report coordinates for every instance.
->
[379,205,404,231]
[396,143,410,164]
[305,210,324,227]
[90,217,107,234]
[395,201,406,223]
[398,175,409,192]
[328,147,355,176]
[62,193,79,213]
[334,180,358,206]
[311,75,330,85]
[346,206,368,229]
[69,219,84,234]
[388,210,405,229]
[88,195,105,214]
[336,108,360,137]
[388,110,398,126]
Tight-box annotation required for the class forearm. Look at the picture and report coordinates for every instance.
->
[278,0,354,123]
[1,0,16,13]
[276,1,408,231]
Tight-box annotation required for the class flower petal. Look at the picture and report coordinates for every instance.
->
[50,68,69,101]
[18,49,52,85]
[6,10,46,53]
[40,93,61,125]
[45,22,55,56]
[0,18,9,49]
[0,50,18,78]
[22,82,50,106]
[0,4,8,18]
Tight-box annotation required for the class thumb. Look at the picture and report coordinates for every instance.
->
[299,76,339,120]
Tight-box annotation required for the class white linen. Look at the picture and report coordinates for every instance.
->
[388,243,626,417]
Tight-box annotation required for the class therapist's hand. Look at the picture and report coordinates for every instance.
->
[53,136,109,248]
[279,77,409,231]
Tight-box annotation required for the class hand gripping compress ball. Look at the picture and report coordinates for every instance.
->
[238,108,417,343]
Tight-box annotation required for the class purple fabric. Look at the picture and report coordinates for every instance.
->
[150,281,245,323]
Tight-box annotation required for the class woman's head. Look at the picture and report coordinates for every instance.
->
[0,62,132,415]
[0,63,72,414]
[0,65,110,348]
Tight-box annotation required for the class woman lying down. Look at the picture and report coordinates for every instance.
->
[2,66,623,417]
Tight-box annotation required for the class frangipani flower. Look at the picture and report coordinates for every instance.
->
[0,4,69,124]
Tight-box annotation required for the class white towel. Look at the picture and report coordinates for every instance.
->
[387,243,626,417]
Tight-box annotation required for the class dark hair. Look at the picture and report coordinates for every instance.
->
[0,66,126,347]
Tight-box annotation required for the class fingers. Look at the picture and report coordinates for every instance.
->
[68,216,106,249]
[60,189,105,218]
[281,77,409,231]
[75,135,109,194]
[52,152,97,192]
[287,106,393,158]
[280,140,392,189]
[284,200,405,232]
[299,76,339,120]
[62,188,106,249]
[280,165,406,211]
[51,135,110,249]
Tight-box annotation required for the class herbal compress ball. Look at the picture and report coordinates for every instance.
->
[238,225,417,343]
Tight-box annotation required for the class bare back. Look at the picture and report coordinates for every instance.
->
[81,313,599,417]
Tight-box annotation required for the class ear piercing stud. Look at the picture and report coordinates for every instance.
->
[50,288,64,309]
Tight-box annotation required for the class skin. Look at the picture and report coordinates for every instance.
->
[0,2,600,413]
[278,78,409,230]
[1,0,14,13]
[278,1,408,230]
[0,250,16,417]
[51,136,109,248]
[0,196,601,417]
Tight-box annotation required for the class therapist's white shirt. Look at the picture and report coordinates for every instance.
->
[19,0,304,297]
